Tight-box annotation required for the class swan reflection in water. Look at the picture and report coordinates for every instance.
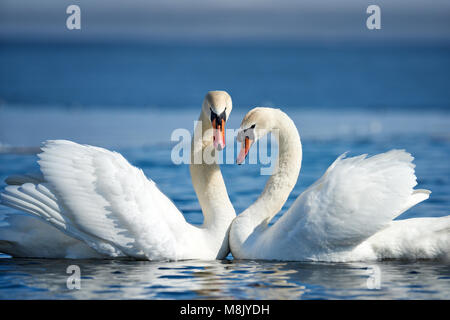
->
[1,257,449,299]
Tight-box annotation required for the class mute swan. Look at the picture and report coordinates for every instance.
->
[0,91,236,260]
[230,107,450,261]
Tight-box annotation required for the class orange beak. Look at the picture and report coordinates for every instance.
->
[212,117,226,150]
[236,136,253,165]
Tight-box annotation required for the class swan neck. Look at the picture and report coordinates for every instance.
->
[245,113,302,226]
[189,111,235,230]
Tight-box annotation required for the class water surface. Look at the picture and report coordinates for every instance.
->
[1,258,449,299]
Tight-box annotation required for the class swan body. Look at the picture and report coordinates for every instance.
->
[0,91,236,260]
[0,213,103,259]
[230,107,449,261]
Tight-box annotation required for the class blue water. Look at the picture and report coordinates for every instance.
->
[1,42,449,109]
[0,43,449,299]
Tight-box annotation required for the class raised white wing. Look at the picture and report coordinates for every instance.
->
[0,140,193,260]
[260,150,430,260]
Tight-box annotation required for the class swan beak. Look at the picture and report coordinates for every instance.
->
[211,112,226,150]
[237,136,253,165]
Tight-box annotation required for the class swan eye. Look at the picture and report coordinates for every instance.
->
[237,125,255,142]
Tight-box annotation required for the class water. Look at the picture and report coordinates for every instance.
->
[0,258,449,300]
[1,42,449,110]
[0,43,449,299]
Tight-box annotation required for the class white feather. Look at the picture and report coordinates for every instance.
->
[230,108,446,262]
[0,140,219,260]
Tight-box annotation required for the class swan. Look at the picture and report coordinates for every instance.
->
[0,90,236,260]
[230,107,450,261]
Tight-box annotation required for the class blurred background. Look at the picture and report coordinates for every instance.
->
[1,0,450,112]
[0,0,449,221]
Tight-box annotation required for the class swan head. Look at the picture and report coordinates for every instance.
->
[202,91,232,151]
[236,107,277,164]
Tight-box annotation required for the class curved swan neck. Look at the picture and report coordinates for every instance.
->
[240,110,302,229]
[189,110,235,230]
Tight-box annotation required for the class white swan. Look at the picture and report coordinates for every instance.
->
[0,91,236,260]
[230,107,450,261]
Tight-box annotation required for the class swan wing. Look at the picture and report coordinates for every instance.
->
[0,212,103,259]
[0,140,190,260]
[264,149,430,259]
[351,216,450,261]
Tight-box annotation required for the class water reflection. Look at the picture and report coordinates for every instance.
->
[0,258,449,299]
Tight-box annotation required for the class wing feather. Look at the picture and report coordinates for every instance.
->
[262,150,430,260]
[2,140,191,260]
